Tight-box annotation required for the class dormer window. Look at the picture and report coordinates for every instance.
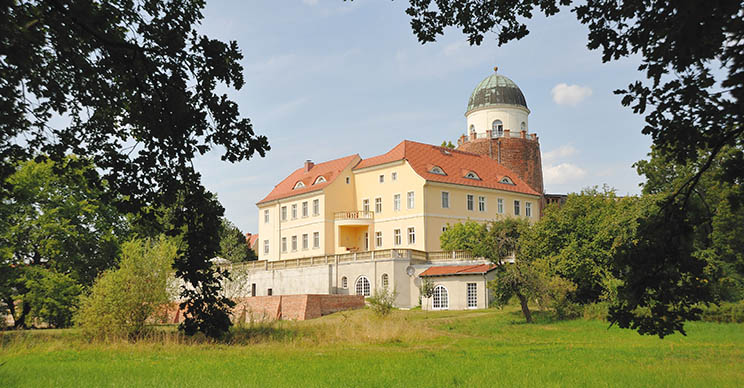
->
[429,166,446,175]
[464,171,481,180]
[313,176,326,185]
[293,181,305,189]
[499,176,514,185]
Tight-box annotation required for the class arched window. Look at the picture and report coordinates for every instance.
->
[341,276,348,289]
[464,171,481,180]
[499,176,514,185]
[520,121,526,131]
[492,120,503,137]
[355,276,371,296]
[429,166,446,175]
[469,124,475,134]
[381,273,389,289]
[293,181,305,189]
[313,176,326,185]
[432,285,449,310]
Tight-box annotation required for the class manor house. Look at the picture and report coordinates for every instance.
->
[241,67,545,311]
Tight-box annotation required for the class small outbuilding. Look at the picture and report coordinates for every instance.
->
[419,264,498,310]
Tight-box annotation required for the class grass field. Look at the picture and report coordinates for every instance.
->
[1,306,743,387]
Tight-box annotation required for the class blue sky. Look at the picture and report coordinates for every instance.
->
[193,0,652,233]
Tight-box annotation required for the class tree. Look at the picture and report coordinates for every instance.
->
[0,156,126,328]
[441,219,541,322]
[218,219,256,263]
[77,236,176,340]
[440,140,455,149]
[21,267,82,328]
[400,0,743,337]
[1,1,269,337]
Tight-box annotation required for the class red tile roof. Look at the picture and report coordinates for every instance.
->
[246,233,259,249]
[257,154,359,204]
[354,140,540,196]
[420,264,498,277]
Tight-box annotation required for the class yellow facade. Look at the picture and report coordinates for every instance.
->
[258,158,540,261]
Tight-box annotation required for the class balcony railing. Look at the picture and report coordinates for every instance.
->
[334,211,374,220]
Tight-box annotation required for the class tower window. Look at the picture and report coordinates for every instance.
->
[521,121,526,131]
[492,120,503,137]
[469,124,475,134]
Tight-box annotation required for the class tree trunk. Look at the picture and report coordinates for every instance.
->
[515,291,532,323]
[13,301,31,329]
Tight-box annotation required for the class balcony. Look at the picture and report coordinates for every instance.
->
[334,211,374,220]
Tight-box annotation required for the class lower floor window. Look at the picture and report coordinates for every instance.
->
[467,283,477,308]
[432,285,449,309]
[355,276,371,296]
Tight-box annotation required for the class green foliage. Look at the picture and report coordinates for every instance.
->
[418,278,434,308]
[368,287,398,317]
[401,0,744,339]
[543,276,581,320]
[22,267,82,328]
[699,301,744,324]
[218,219,256,263]
[440,140,455,149]
[77,237,176,340]
[1,0,270,338]
[519,187,625,304]
[441,218,528,262]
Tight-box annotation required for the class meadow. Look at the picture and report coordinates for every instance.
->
[1,306,742,387]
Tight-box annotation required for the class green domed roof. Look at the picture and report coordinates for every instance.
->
[466,71,528,113]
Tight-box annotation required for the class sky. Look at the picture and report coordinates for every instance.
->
[193,0,652,234]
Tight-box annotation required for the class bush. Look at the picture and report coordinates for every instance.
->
[76,236,176,340]
[545,276,582,320]
[22,267,82,328]
[368,287,398,317]
[699,301,744,323]
[583,302,609,321]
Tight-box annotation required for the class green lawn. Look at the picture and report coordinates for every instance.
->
[1,307,742,387]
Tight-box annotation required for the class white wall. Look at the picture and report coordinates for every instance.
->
[466,105,529,136]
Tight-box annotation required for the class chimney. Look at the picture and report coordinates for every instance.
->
[304,160,314,172]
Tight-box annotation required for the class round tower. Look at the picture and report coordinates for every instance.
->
[456,67,544,195]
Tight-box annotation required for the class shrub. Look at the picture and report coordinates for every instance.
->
[583,302,609,321]
[699,301,744,323]
[545,276,582,320]
[22,267,82,328]
[76,236,176,340]
[368,287,398,317]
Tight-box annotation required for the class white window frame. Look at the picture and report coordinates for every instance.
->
[281,237,287,253]
[291,204,297,219]
[381,273,389,289]
[281,206,287,221]
[467,283,477,309]
[391,172,397,181]
[364,232,369,251]
[341,276,348,289]
[313,199,320,216]
[291,235,297,251]
[432,285,449,310]
[497,198,504,214]
[375,197,382,213]
[407,191,415,209]
[441,191,450,208]
[514,200,521,216]
[478,196,486,212]
[375,231,382,247]
[467,194,474,211]
[379,174,384,183]
[263,240,269,255]
[302,233,308,250]
[525,202,532,217]
[407,227,416,245]
[313,232,320,249]
[302,201,308,218]
[393,194,401,212]
[362,198,369,213]
[393,229,402,246]
[355,276,371,296]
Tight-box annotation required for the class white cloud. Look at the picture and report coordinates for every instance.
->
[543,144,577,163]
[302,0,319,5]
[551,83,593,106]
[544,163,587,185]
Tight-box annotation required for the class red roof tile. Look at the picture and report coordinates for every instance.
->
[420,264,497,277]
[246,233,259,249]
[257,154,359,204]
[354,140,540,196]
